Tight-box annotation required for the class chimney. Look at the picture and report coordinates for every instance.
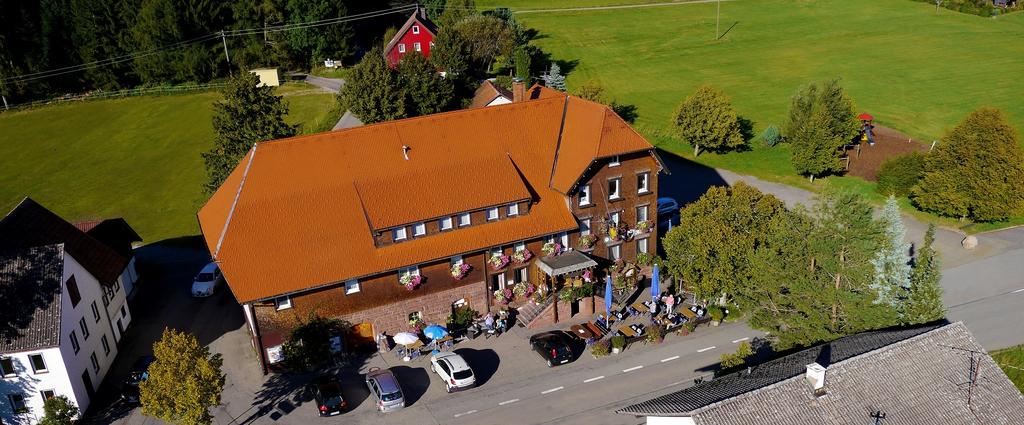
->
[805,363,827,397]
[402,145,410,160]
[512,79,526,103]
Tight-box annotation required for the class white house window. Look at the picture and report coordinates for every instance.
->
[413,222,426,236]
[70,331,80,354]
[412,25,420,34]
[458,213,471,227]
[638,238,649,254]
[7,394,27,413]
[91,301,100,323]
[398,43,406,53]
[610,244,621,261]
[514,242,526,252]
[399,266,420,279]
[487,207,499,221]
[507,203,519,216]
[490,247,503,258]
[275,296,292,311]
[79,318,90,340]
[450,255,464,266]
[266,345,284,364]
[637,172,650,193]
[0,357,15,377]
[581,218,592,236]
[637,205,649,222]
[40,389,55,402]
[558,232,569,247]
[393,227,407,241]
[408,311,423,323]
[578,184,591,206]
[414,42,422,52]
[28,354,47,374]
[90,352,99,373]
[440,217,453,231]
[101,335,110,356]
[515,267,529,283]
[608,178,621,200]
[344,279,360,295]
[611,211,621,225]
[609,155,621,167]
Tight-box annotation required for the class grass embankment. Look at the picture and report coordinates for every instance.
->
[0,83,337,242]
[509,0,1024,231]
[992,345,1024,393]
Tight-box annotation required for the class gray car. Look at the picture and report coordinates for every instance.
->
[365,368,405,412]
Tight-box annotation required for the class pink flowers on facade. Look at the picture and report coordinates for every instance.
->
[489,254,511,270]
[541,242,562,257]
[400,274,423,290]
[451,263,471,280]
[512,249,533,264]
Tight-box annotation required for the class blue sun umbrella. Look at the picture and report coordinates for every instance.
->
[604,275,613,322]
[423,325,448,340]
[651,264,661,304]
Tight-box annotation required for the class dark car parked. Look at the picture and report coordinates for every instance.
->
[529,331,577,367]
[309,376,347,417]
[120,356,155,404]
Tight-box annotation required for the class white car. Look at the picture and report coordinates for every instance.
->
[191,262,223,297]
[430,352,475,393]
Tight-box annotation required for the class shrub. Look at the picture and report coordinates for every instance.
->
[708,306,725,322]
[645,326,665,344]
[761,124,781,147]
[685,322,697,333]
[611,335,626,350]
[591,340,611,357]
[447,308,480,327]
[876,152,925,197]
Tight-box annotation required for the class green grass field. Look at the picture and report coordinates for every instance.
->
[992,345,1024,393]
[0,84,337,243]
[499,0,1024,230]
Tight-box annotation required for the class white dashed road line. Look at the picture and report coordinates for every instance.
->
[661,355,680,362]
[453,410,478,418]
[499,399,520,406]
[1013,288,1024,294]
[697,346,716,353]
[584,376,605,383]
[541,386,564,394]
[732,337,749,343]
[623,365,644,373]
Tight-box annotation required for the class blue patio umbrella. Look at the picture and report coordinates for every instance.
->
[423,325,448,340]
[604,276,613,321]
[651,264,661,303]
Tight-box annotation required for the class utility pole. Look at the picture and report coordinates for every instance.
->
[2,95,8,111]
[220,30,232,76]
[716,0,721,40]
[935,0,942,14]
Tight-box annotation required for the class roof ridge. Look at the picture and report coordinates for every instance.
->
[214,144,258,258]
[547,95,572,190]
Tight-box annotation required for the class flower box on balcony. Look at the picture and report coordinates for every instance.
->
[512,249,533,264]
[489,254,511,271]
[451,263,472,280]
[541,242,562,257]
[578,234,598,250]
[400,274,423,291]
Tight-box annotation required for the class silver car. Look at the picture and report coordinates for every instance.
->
[430,352,475,393]
[366,368,405,412]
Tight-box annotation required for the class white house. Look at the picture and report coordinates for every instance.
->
[0,198,138,424]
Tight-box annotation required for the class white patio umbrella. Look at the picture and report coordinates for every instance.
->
[393,332,419,346]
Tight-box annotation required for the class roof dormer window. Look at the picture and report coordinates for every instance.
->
[412,25,420,34]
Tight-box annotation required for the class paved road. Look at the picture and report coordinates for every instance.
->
[303,75,344,93]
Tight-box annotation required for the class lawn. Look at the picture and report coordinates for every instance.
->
[504,0,1024,230]
[0,84,337,243]
[992,345,1024,393]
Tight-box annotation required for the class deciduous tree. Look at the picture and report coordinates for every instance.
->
[786,79,859,180]
[430,28,472,76]
[903,224,945,324]
[911,108,1024,222]
[453,14,515,72]
[398,52,454,116]
[203,71,296,193]
[670,85,745,156]
[285,0,354,66]
[40,396,77,425]
[338,52,406,124]
[140,328,224,425]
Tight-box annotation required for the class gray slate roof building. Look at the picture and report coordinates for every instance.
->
[619,322,1024,424]
[0,244,65,354]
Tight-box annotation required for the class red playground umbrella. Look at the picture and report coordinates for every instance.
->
[857,113,874,121]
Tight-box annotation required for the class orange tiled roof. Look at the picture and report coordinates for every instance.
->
[198,89,656,303]
[469,80,512,109]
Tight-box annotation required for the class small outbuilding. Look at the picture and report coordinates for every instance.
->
[250,68,281,87]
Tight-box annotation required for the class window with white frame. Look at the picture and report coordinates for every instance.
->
[408,311,422,323]
[458,213,471,227]
[490,247,503,258]
[637,172,650,193]
[638,238,649,254]
[28,354,46,374]
[90,352,99,373]
[558,232,569,247]
[609,244,621,261]
[398,43,406,53]
[515,267,528,283]
[0,357,15,377]
[413,222,426,236]
[578,184,591,206]
[91,301,100,323]
[514,242,526,252]
[70,331,80,354]
[637,205,649,222]
[611,211,621,225]
[487,207,499,221]
[414,42,421,52]
[450,255,464,266]
[440,217,453,231]
[101,335,110,356]
[581,218,591,236]
[393,227,407,241]
[344,279,360,295]
[507,203,519,216]
[40,389,55,402]
[399,266,420,279]
[275,296,292,310]
[8,393,27,413]
[609,155,621,167]
[412,25,420,34]
[608,178,621,200]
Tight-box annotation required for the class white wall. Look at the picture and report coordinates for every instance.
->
[106,263,133,344]
[0,347,71,425]
[119,256,139,299]
[487,96,512,107]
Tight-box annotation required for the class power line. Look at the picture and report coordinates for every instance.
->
[2,4,419,85]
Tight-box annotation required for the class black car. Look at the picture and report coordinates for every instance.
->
[529,331,577,367]
[120,355,155,404]
[309,376,347,417]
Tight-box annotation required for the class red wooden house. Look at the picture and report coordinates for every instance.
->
[384,9,438,68]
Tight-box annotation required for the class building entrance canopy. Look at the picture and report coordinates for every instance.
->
[536,251,598,277]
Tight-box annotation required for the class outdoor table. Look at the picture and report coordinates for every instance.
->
[436,335,454,351]
[631,301,650,315]
[402,340,425,359]
[571,324,596,340]
[680,308,697,320]
[583,322,605,339]
[618,325,638,338]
